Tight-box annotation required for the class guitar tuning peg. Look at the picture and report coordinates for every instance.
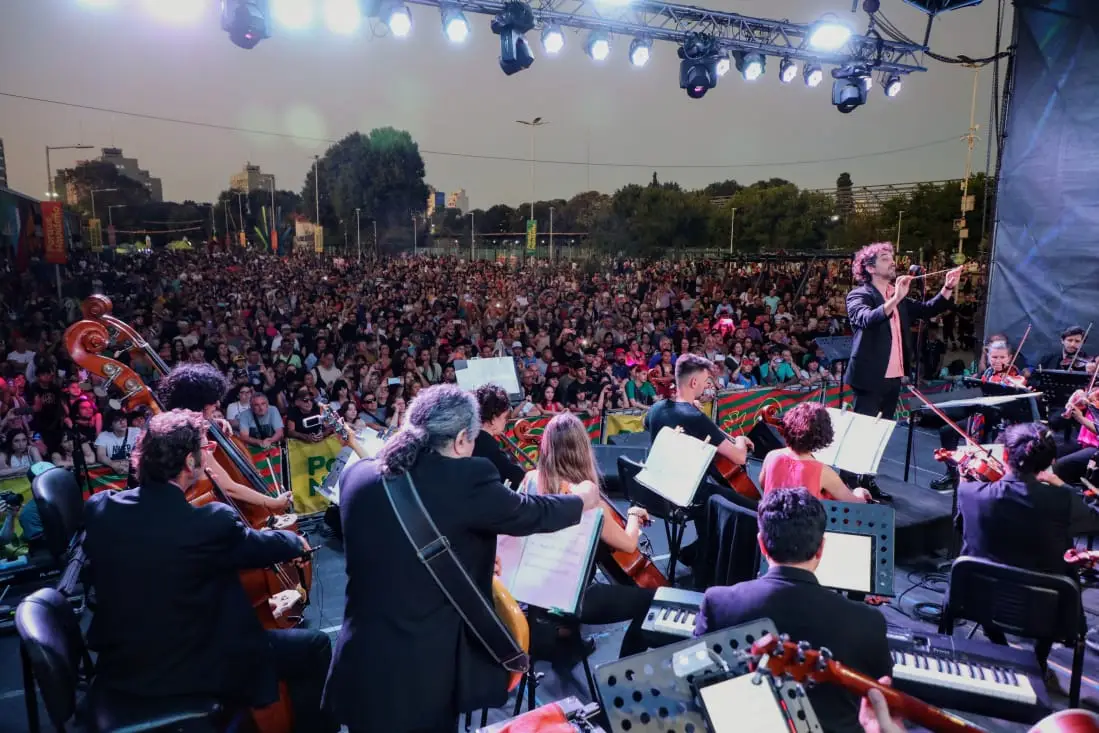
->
[797,640,812,651]
[816,647,833,670]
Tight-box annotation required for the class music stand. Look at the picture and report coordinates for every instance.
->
[1030,369,1091,420]
[813,336,853,365]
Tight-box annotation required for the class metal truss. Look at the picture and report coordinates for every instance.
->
[405,0,928,74]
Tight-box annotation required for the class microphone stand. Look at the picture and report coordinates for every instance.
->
[902,267,928,484]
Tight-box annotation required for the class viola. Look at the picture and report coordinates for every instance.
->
[510,420,668,590]
[67,311,308,733]
[751,634,1097,733]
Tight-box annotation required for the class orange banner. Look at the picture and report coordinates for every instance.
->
[41,200,66,264]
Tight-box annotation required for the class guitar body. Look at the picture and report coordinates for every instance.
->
[491,577,530,692]
[1029,709,1099,732]
[713,454,761,501]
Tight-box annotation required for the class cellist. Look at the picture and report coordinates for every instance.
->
[82,409,336,732]
[158,363,293,514]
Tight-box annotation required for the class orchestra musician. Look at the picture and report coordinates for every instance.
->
[472,383,526,489]
[323,385,600,733]
[693,488,892,733]
[955,423,1096,670]
[932,341,1021,491]
[82,410,335,732]
[1038,326,1089,371]
[158,363,293,513]
[845,243,962,501]
[514,412,655,659]
[1052,386,1099,485]
[758,402,873,503]
[643,354,753,566]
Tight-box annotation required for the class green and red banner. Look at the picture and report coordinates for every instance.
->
[715,384,852,435]
[499,412,601,466]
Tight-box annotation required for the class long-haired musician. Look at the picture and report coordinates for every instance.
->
[516,412,656,659]
[472,383,526,489]
[323,385,598,733]
[82,410,334,731]
[158,363,292,513]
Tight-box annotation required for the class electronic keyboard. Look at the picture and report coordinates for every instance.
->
[641,586,705,647]
[886,627,1051,724]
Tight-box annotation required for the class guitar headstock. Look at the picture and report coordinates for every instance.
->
[750,633,837,688]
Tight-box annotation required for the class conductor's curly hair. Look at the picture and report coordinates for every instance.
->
[158,363,228,413]
[851,242,894,285]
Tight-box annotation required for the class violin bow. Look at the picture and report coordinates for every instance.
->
[1003,324,1030,376]
[907,385,1004,470]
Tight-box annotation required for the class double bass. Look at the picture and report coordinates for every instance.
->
[66,313,309,733]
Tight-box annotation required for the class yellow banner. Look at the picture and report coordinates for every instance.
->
[314,226,324,253]
[88,218,103,252]
[286,436,343,514]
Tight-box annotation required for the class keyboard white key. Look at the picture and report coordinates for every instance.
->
[891,651,1037,706]
[649,607,697,637]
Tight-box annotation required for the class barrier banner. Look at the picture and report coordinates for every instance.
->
[715,385,852,435]
[287,435,344,515]
[602,401,715,441]
[501,412,600,466]
[84,465,128,497]
[240,441,283,491]
[895,381,954,421]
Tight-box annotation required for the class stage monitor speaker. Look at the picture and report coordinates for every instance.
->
[594,445,648,497]
[609,432,652,449]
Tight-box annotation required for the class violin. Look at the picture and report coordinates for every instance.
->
[752,634,1099,733]
[911,386,1007,482]
[510,420,668,590]
[986,366,1028,390]
[68,309,309,733]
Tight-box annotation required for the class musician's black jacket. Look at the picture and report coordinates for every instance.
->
[323,452,584,731]
[1037,350,1090,371]
[845,284,952,390]
[474,429,526,489]
[694,565,892,733]
[82,482,307,705]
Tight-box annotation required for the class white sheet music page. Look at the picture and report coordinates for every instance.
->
[700,675,790,733]
[835,412,896,475]
[498,508,603,614]
[812,408,854,468]
[635,427,716,507]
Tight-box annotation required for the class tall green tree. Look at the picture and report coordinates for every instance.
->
[58,161,152,217]
[836,172,854,219]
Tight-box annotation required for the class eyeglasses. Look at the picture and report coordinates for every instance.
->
[200,442,217,453]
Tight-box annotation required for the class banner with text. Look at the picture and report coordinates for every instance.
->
[287,436,343,515]
[499,412,600,467]
[41,200,66,265]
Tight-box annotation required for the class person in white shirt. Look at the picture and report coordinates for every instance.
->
[94,412,142,475]
[225,385,254,430]
[238,393,286,448]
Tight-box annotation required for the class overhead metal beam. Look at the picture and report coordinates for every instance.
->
[404,0,928,74]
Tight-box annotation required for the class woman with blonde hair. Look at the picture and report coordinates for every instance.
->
[518,412,655,658]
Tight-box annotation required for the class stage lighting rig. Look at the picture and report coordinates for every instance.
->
[221,0,271,49]
[492,1,536,75]
[831,65,870,113]
[678,33,721,99]
[735,51,765,81]
[629,38,652,67]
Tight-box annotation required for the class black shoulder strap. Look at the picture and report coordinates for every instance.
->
[382,471,528,674]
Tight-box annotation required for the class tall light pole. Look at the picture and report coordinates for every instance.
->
[412,213,418,256]
[45,144,93,300]
[90,187,118,221]
[313,155,321,224]
[896,210,905,250]
[203,203,216,242]
[469,211,475,261]
[549,206,555,262]
[729,207,737,255]
[372,219,378,258]
[516,118,547,223]
[269,177,277,253]
[355,207,362,263]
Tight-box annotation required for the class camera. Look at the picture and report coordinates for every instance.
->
[0,491,24,510]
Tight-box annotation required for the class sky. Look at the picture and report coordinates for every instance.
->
[0,0,1009,210]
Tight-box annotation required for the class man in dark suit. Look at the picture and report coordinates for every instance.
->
[694,488,892,733]
[845,244,961,499]
[83,410,335,731]
[324,384,599,733]
[472,383,527,489]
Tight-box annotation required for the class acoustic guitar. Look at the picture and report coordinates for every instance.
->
[751,634,1098,733]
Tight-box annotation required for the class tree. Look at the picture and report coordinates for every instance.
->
[702,179,743,198]
[58,161,152,217]
[836,172,854,219]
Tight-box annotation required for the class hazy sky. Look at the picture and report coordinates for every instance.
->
[0,0,1008,209]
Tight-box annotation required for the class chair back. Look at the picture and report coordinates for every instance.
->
[697,493,760,588]
[32,467,84,561]
[943,555,1082,644]
[617,456,674,519]
[15,588,86,728]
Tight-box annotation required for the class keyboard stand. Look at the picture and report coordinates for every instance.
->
[665,507,691,586]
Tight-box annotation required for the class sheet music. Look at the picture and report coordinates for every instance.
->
[814,531,873,593]
[455,357,521,395]
[700,674,790,733]
[635,427,716,507]
[497,509,603,614]
[813,408,895,475]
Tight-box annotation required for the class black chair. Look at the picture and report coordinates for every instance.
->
[940,555,1085,706]
[617,456,701,585]
[32,468,85,563]
[695,494,759,589]
[15,588,227,732]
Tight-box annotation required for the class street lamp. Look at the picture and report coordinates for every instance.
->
[516,118,547,224]
[45,144,94,199]
[468,211,475,261]
[549,206,554,262]
[107,205,126,228]
[90,188,118,220]
[355,207,362,263]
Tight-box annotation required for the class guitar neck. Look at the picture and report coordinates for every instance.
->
[829,663,987,733]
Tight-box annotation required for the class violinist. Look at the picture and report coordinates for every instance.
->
[955,423,1093,670]
[82,410,335,732]
[158,363,293,514]
[1038,325,1089,371]
[1052,385,1099,485]
[931,342,1019,491]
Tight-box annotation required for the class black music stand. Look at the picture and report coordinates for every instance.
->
[1030,369,1091,421]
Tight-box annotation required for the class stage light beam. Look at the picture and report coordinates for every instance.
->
[716,57,730,77]
[271,0,314,29]
[804,64,823,87]
[885,75,902,97]
[586,32,610,61]
[809,17,852,51]
[542,26,564,54]
[144,0,205,23]
[779,57,797,83]
[323,0,362,33]
[442,8,470,43]
[738,52,765,81]
[386,3,412,36]
[629,38,652,67]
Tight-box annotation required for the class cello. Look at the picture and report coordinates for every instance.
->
[510,420,668,589]
[65,317,307,733]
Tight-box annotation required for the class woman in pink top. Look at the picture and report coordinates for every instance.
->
[758,402,872,503]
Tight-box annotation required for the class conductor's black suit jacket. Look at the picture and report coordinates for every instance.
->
[694,566,893,733]
[82,482,307,706]
[323,452,584,731]
[845,283,952,390]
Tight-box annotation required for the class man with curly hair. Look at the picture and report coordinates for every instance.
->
[846,243,962,500]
